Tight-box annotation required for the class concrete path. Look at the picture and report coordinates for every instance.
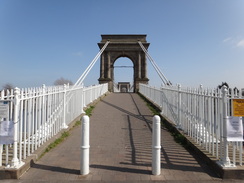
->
[4,93,227,182]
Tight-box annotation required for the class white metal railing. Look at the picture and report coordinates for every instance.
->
[129,85,134,93]
[139,83,244,168]
[0,83,108,168]
[113,83,119,93]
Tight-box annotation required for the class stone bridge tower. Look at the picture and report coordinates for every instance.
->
[98,34,149,92]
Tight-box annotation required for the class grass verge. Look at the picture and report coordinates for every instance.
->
[85,105,95,117]
[39,131,70,159]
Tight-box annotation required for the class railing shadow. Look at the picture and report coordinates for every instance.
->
[101,94,153,130]
[160,134,219,177]
[99,93,219,178]
[129,93,152,132]
[100,93,153,172]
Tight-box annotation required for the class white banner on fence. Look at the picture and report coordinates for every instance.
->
[226,116,243,142]
[0,120,14,144]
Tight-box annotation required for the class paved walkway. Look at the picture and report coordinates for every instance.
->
[3,93,228,182]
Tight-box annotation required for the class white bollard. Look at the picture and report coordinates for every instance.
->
[152,115,161,175]
[80,115,90,175]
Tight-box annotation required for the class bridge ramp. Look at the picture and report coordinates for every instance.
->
[19,93,220,182]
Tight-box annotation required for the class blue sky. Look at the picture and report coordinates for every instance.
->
[0,0,244,89]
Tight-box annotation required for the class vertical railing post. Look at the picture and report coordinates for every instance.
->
[89,87,92,103]
[81,86,85,114]
[11,88,20,168]
[0,90,4,167]
[177,84,182,129]
[41,84,46,145]
[62,84,68,129]
[80,115,90,175]
[219,86,231,167]
[83,87,87,108]
[152,115,161,175]
[160,87,163,115]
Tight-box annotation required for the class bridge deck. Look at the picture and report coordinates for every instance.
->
[18,93,220,182]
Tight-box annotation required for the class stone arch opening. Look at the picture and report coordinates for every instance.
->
[113,57,134,92]
[98,35,149,92]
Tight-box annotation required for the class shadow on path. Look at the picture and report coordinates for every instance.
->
[90,164,151,175]
[20,93,220,181]
[101,96,153,130]
[30,161,80,175]
[101,93,219,179]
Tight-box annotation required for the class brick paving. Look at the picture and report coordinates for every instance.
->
[3,93,236,182]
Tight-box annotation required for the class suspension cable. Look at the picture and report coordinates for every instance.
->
[74,41,110,87]
[138,41,171,86]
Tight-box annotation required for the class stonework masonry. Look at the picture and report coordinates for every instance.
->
[98,34,150,92]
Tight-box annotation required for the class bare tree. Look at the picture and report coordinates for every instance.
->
[54,77,73,86]
[2,83,14,91]
[217,82,229,89]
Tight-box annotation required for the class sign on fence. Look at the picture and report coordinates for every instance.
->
[0,120,14,144]
[0,101,9,119]
[226,116,243,142]
[0,101,13,144]
[232,99,244,117]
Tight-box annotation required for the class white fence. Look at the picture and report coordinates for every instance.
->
[0,83,108,168]
[139,83,244,168]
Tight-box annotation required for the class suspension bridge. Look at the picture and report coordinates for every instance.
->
[0,35,244,181]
